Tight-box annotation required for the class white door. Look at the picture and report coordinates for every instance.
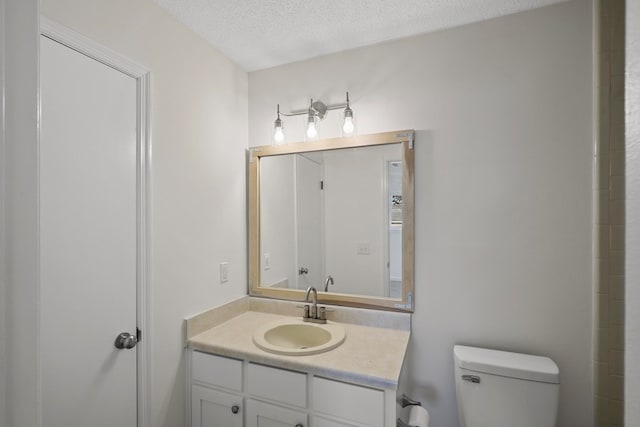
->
[40,35,139,426]
[295,154,323,290]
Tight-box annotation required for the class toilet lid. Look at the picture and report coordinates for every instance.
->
[454,345,560,384]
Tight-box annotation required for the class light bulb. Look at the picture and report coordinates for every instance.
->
[305,100,319,141]
[273,104,284,144]
[341,92,355,137]
[274,126,284,143]
[342,116,354,135]
[306,121,318,139]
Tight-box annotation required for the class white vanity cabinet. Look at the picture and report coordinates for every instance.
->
[245,362,308,427]
[191,351,244,427]
[189,350,398,427]
[192,385,243,427]
[313,377,386,427]
[246,399,307,427]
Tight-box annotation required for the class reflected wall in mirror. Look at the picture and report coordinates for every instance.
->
[260,145,402,297]
[249,130,414,312]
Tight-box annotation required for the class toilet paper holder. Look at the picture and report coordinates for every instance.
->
[397,394,423,427]
[399,394,422,408]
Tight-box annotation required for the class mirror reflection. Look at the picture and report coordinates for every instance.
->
[259,144,403,299]
[248,130,414,312]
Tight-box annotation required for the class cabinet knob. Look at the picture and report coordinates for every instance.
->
[295,424,303,427]
[231,405,240,414]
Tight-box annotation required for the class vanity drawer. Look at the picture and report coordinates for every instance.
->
[192,351,243,392]
[247,363,307,408]
[313,377,384,427]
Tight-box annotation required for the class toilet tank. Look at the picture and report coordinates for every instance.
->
[453,345,560,427]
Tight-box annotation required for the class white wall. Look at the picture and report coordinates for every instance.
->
[626,0,640,422]
[40,1,248,426]
[1,0,40,426]
[248,1,593,426]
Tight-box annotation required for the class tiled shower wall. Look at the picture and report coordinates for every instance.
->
[595,0,625,426]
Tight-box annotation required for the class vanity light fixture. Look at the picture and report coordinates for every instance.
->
[272,92,356,144]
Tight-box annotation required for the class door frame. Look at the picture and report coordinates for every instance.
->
[0,1,6,424]
[40,18,152,427]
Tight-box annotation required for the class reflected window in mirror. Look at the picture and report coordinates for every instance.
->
[387,160,403,299]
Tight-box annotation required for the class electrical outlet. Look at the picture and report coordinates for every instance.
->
[264,253,271,270]
[220,262,229,284]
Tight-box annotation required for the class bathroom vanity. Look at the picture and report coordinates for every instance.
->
[185,130,416,426]
[191,351,395,427]
[186,300,411,427]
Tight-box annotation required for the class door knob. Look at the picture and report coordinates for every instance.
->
[114,332,138,349]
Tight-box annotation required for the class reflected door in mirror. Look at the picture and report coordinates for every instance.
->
[295,154,323,290]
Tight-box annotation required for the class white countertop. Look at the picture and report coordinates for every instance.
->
[188,310,410,390]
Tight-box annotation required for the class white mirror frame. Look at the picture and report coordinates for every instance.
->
[248,130,415,312]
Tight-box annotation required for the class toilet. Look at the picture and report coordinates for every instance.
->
[453,345,560,427]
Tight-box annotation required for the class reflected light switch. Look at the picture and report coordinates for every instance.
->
[264,253,271,270]
[357,242,370,255]
[220,262,229,283]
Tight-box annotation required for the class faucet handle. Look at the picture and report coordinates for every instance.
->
[318,306,335,321]
[318,306,333,320]
[296,304,310,318]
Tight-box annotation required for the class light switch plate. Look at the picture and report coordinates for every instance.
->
[220,262,229,283]
[357,242,370,255]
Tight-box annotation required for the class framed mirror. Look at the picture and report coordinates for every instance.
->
[248,130,414,311]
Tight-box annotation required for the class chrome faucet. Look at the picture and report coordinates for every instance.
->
[302,286,327,323]
[304,286,318,318]
[323,275,334,292]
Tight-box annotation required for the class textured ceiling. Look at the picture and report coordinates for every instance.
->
[152,0,567,72]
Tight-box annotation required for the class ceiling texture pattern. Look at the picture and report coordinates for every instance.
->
[152,0,568,72]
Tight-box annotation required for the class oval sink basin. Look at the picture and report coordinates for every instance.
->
[253,318,346,356]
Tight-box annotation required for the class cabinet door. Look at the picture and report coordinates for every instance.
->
[192,385,243,427]
[313,416,360,427]
[246,399,307,427]
[313,377,384,427]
